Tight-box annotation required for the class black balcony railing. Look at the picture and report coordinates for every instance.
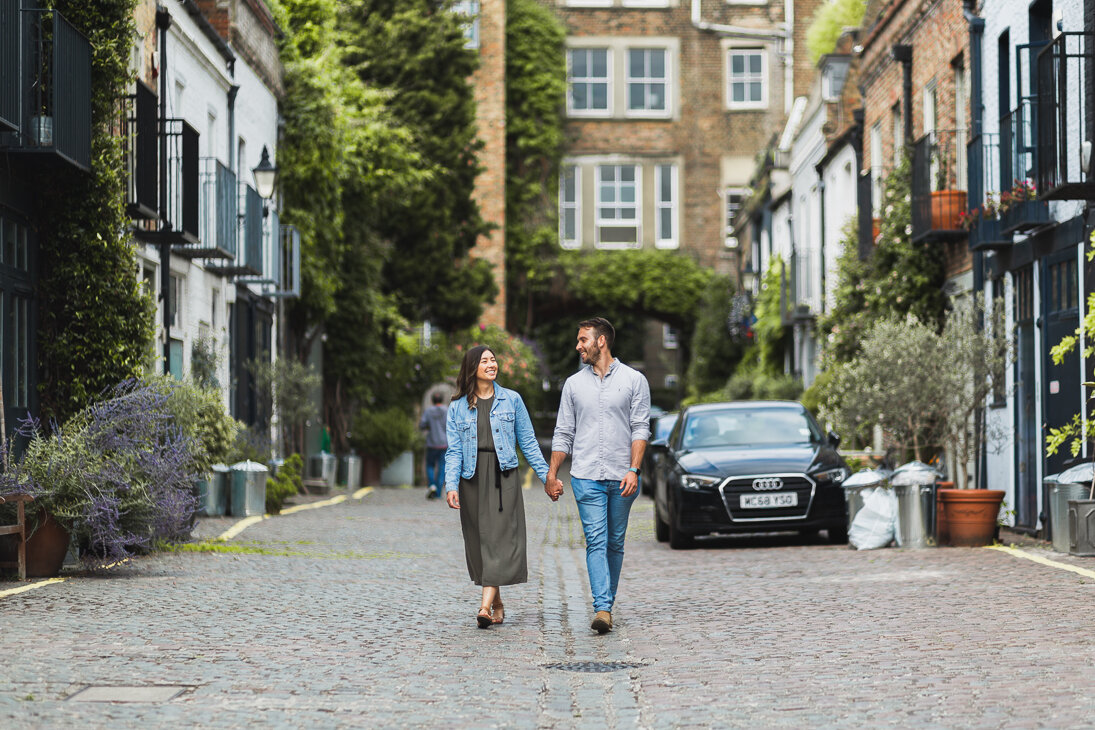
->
[174,157,239,261]
[1036,31,1094,200]
[999,101,1050,233]
[967,133,1012,251]
[238,208,278,287]
[134,118,199,244]
[123,80,158,221]
[0,2,18,132]
[0,7,91,169]
[208,183,263,277]
[911,129,968,243]
[276,224,301,298]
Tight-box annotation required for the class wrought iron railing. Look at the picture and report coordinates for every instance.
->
[0,7,91,169]
[999,101,1049,233]
[911,129,968,242]
[967,133,1011,251]
[238,208,278,286]
[190,157,238,260]
[161,118,200,243]
[1036,31,1094,199]
[0,1,18,132]
[122,81,158,221]
[277,224,301,298]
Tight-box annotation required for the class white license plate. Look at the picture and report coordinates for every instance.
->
[739,492,798,509]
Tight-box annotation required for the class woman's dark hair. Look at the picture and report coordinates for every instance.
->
[453,345,494,409]
[578,317,615,350]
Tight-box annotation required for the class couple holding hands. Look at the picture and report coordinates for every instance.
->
[443,317,651,634]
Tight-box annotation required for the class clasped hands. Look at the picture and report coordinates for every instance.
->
[545,476,565,501]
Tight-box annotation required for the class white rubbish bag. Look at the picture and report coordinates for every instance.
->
[848,486,898,550]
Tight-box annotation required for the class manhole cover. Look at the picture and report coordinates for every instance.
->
[543,661,646,673]
[67,685,190,703]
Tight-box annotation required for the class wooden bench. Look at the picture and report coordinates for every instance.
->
[0,494,34,581]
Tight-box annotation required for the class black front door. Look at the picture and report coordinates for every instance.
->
[1042,248,1081,479]
[0,210,37,452]
[1014,266,1038,529]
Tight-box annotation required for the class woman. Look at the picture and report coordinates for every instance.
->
[445,345,550,628]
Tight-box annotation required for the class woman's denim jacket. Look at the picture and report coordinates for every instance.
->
[444,384,549,493]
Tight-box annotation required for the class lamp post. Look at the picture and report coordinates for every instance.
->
[252,145,277,216]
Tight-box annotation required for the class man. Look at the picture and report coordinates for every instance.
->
[419,391,449,499]
[546,317,651,634]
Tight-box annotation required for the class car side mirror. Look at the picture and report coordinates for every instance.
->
[827,431,841,448]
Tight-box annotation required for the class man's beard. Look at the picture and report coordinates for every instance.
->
[583,342,601,365]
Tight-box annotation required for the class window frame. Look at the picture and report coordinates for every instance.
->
[724,186,748,248]
[452,0,480,50]
[559,164,582,249]
[567,47,613,117]
[625,48,671,118]
[655,163,678,248]
[726,48,768,110]
[595,164,642,250]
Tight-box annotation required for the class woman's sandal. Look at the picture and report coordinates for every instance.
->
[491,601,505,625]
[476,605,493,629]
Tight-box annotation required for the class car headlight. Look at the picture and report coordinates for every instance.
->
[814,467,850,484]
[681,474,722,491]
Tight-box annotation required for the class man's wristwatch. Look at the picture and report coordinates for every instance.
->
[628,467,641,476]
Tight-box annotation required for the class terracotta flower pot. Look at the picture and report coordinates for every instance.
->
[25,512,71,578]
[930,190,967,230]
[935,481,954,546]
[937,489,1005,547]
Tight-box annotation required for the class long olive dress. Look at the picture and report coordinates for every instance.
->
[458,395,528,586]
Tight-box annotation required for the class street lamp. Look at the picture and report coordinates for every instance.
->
[252,145,278,201]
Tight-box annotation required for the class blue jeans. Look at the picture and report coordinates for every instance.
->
[570,477,639,612]
[425,448,446,495]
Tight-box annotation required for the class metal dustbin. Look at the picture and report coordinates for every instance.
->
[1056,463,1095,554]
[230,460,269,517]
[309,451,337,488]
[842,469,890,527]
[199,463,230,516]
[339,452,362,490]
[891,461,942,549]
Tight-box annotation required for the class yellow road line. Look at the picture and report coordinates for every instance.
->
[987,544,1095,580]
[216,487,375,541]
[0,577,65,599]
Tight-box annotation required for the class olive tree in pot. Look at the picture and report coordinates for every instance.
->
[934,296,1011,546]
[350,408,424,486]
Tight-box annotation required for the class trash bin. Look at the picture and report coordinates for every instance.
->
[891,461,943,549]
[842,469,890,528]
[1055,463,1095,553]
[230,460,269,517]
[309,451,337,488]
[339,452,362,490]
[197,464,230,517]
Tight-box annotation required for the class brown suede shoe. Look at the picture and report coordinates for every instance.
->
[590,611,612,633]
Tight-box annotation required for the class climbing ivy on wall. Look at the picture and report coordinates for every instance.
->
[33,0,155,424]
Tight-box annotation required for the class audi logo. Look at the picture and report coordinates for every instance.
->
[752,477,784,491]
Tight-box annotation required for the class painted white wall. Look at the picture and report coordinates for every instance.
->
[142,4,281,425]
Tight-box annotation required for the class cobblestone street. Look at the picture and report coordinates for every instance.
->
[4,484,1095,728]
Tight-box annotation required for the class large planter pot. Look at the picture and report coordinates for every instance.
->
[361,455,382,487]
[930,190,967,230]
[937,489,1004,547]
[25,512,71,578]
[935,481,954,546]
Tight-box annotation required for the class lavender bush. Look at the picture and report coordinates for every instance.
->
[0,380,202,568]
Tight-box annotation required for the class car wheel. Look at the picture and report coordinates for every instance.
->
[654,504,669,542]
[667,502,695,550]
[827,526,848,544]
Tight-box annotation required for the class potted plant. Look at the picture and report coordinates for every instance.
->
[0,380,204,575]
[351,407,424,486]
[930,145,967,230]
[998,178,1048,233]
[933,296,1011,545]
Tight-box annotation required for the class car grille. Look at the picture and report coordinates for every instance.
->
[718,474,815,522]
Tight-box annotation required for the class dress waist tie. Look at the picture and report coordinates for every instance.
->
[478,447,515,512]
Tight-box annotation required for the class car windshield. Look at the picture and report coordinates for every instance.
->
[681,408,820,448]
[654,413,678,440]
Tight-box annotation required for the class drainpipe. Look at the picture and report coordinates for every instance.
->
[964,0,987,487]
[892,44,913,147]
[815,163,827,311]
[851,108,872,261]
[227,85,239,173]
[156,5,171,376]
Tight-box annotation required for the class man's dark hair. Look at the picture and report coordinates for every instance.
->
[578,317,615,350]
[431,391,444,405]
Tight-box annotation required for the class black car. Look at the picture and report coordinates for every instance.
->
[651,401,849,549]
[642,411,678,496]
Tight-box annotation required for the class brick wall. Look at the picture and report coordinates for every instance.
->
[858,0,972,279]
[470,0,508,330]
[193,0,283,96]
